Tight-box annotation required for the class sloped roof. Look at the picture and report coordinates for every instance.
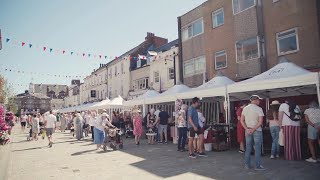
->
[16,92,50,99]
[153,39,179,53]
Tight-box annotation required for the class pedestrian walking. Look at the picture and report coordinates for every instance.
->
[279,100,302,161]
[94,113,114,150]
[237,101,247,154]
[89,111,97,140]
[45,111,57,148]
[74,112,83,140]
[60,113,67,132]
[20,112,28,132]
[267,100,281,159]
[195,106,206,154]
[156,106,170,144]
[188,97,207,158]
[133,109,143,145]
[146,109,157,145]
[31,114,40,141]
[177,104,188,152]
[241,95,265,170]
[304,101,320,163]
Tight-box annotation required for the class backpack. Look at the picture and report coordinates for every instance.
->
[284,102,302,122]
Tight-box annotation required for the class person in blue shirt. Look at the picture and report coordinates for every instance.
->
[188,97,207,158]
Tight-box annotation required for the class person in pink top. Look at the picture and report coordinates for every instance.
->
[267,100,281,159]
[133,109,143,145]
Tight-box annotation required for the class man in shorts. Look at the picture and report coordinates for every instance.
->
[45,110,57,148]
[20,112,28,132]
[188,97,207,158]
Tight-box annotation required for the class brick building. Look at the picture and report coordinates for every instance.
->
[178,0,320,87]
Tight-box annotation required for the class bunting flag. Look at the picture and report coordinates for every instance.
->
[3,36,117,61]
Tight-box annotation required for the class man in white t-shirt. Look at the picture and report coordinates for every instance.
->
[241,95,265,171]
[45,110,57,148]
[304,101,320,163]
[20,113,28,132]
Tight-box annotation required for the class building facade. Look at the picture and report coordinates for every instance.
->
[29,83,68,99]
[14,90,51,114]
[178,0,320,87]
[108,32,168,100]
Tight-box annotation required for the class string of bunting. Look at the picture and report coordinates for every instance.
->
[3,36,118,60]
[0,66,86,79]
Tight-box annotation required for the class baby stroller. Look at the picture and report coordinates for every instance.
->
[124,121,134,138]
[103,127,124,151]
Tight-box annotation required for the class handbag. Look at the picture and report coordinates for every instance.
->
[278,129,284,146]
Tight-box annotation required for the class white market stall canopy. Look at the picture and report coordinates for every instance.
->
[102,95,124,108]
[124,90,160,106]
[228,58,320,101]
[88,98,111,110]
[145,84,191,104]
[179,73,235,99]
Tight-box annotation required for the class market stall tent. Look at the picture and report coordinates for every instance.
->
[227,58,319,102]
[124,90,160,107]
[144,84,191,104]
[88,98,111,110]
[179,73,235,99]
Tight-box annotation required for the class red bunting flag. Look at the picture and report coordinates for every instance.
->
[43,47,46,51]
[22,42,25,47]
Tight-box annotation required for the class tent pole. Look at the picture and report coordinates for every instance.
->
[142,103,146,117]
[317,75,320,107]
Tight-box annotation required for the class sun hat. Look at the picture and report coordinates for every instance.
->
[270,100,280,106]
[250,95,263,101]
[101,112,109,118]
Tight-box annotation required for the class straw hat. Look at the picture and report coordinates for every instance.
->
[101,112,110,118]
[270,100,280,106]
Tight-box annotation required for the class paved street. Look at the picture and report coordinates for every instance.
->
[2,126,320,180]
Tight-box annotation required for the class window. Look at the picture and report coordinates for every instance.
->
[233,0,256,14]
[215,50,227,70]
[154,71,160,83]
[236,37,259,62]
[182,18,204,41]
[183,60,194,77]
[276,28,299,56]
[183,56,206,77]
[121,63,124,74]
[212,8,224,28]
[168,68,175,80]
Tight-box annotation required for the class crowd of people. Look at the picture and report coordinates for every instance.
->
[237,95,320,171]
[10,95,320,171]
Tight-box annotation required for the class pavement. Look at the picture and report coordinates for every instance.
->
[2,126,320,180]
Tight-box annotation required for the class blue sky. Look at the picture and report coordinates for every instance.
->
[0,0,206,94]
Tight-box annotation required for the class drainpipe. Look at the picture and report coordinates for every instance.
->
[177,16,184,84]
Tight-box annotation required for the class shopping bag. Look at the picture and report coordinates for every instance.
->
[278,129,284,146]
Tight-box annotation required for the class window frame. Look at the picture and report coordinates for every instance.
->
[232,0,256,15]
[154,71,160,83]
[235,36,260,63]
[168,68,175,80]
[181,18,204,42]
[212,8,224,28]
[183,56,206,77]
[215,50,228,70]
[276,27,299,56]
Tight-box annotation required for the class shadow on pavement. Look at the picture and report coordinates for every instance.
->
[71,149,96,156]
[12,146,45,152]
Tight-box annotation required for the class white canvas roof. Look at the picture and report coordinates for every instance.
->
[145,84,191,104]
[124,90,160,106]
[100,95,124,108]
[228,58,319,100]
[88,98,111,110]
[179,73,235,99]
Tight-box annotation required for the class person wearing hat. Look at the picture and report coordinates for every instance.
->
[267,100,281,159]
[94,112,114,150]
[240,95,265,170]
